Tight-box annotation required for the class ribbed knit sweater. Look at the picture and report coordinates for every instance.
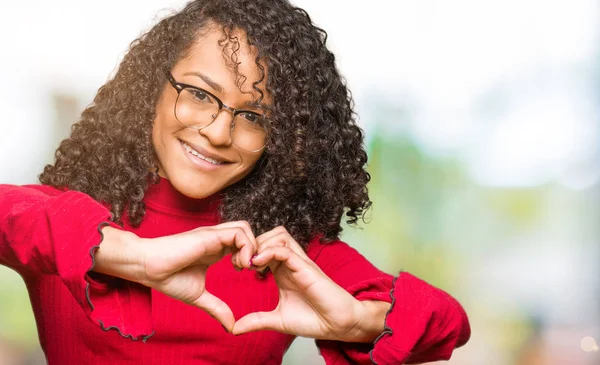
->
[0,178,470,364]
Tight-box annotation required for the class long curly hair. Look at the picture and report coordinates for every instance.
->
[40,0,371,246]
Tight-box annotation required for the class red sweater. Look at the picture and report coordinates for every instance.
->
[0,178,470,364]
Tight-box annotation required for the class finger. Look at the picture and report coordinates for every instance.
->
[192,290,236,332]
[215,220,258,258]
[231,251,244,271]
[221,226,257,268]
[225,245,244,270]
[203,227,254,268]
[231,311,283,335]
[196,227,243,255]
[199,252,243,272]
[258,230,307,258]
[256,233,287,252]
[251,237,286,271]
[256,225,288,245]
[251,246,307,273]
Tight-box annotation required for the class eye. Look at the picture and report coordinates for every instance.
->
[238,111,263,125]
[187,88,214,104]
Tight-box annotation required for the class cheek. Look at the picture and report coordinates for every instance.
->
[151,113,178,168]
[237,154,263,176]
[151,119,166,154]
[152,89,180,146]
[152,109,181,150]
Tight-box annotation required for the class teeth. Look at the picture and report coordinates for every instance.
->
[182,142,222,165]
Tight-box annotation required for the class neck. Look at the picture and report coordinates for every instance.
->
[144,176,222,214]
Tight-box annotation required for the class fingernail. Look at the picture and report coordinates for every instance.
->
[249,254,259,267]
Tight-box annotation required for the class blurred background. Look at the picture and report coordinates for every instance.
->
[0,0,598,364]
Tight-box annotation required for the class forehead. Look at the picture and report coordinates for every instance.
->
[174,25,269,99]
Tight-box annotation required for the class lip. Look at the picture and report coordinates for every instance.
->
[178,139,231,163]
[179,140,230,171]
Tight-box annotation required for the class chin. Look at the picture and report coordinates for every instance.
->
[159,166,213,197]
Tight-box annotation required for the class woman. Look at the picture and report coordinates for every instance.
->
[0,0,470,364]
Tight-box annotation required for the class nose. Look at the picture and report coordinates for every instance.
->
[197,109,233,147]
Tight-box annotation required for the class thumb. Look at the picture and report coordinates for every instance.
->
[232,310,282,335]
[193,291,235,332]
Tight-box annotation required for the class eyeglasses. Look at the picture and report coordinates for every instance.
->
[166,72,268,153]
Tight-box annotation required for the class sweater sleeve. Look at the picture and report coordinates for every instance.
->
[0,184,154,341]
[308,240,471,365]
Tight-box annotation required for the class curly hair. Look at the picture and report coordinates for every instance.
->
[40,0,371,246]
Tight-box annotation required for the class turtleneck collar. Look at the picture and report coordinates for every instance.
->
[143,177,222,214]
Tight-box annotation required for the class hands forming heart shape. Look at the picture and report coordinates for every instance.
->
[137,221,373,342]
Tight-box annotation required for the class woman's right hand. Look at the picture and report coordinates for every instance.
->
[96,221,257,331]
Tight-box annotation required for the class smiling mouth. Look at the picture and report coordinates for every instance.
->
[180,140,229,165]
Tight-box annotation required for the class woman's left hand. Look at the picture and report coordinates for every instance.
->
[231,226,384,342]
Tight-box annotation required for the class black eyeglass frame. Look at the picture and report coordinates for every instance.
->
[166,71,268,153]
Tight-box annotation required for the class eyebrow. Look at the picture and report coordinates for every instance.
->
[183,71,270,112]
[184,71,223,93]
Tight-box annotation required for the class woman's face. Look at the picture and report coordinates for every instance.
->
[152,27,270,198]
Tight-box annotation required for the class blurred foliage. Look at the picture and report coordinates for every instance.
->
[344,129,474,287]
[339,126,555,364]
[0,268,37,346]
